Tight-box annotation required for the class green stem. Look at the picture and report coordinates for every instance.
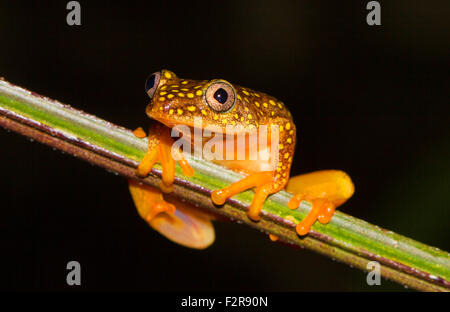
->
[0,79,449,291]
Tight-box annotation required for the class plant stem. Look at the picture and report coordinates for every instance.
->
[0,79,449,291]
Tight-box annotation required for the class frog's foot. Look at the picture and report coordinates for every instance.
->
[128,179,176,222]
[211,171,274,222]
[134,125,194,193]
[285,170,354,236]
[128,179,215,249]
[147,199,176,221]
[288,194,336,236]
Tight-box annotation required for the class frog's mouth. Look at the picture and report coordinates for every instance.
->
[147,102,255,136]
[153,114,271,143]
[150,114,253,137]
[151,116,196,130]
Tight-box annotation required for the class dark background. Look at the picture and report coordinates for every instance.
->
[0,0,448,291]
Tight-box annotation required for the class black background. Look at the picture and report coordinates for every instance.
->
[0,0,448,291]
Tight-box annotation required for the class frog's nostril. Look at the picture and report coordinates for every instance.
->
[214,88,228,104]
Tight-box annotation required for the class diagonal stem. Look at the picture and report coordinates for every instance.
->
[0,78,449,291]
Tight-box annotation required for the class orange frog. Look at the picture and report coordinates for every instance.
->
[129,69,354,249]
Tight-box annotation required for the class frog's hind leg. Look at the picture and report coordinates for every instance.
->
[129,179,175,222]
[128,180,214,249]
[211,171,275,221]
[286,170,354,236]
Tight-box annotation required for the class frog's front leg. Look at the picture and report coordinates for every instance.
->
[211,171,276,221]
[286,170,354,235]
[130,122,193,220]
[134,123,194,192]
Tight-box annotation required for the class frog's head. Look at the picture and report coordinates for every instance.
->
[144,69,286,134]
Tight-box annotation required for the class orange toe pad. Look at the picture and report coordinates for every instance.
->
[289,195,336,236]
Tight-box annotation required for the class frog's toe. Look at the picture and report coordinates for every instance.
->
[136,148,158,177]
[317,204,335,224]
[146,199,176,222]
[288,193,311,210]
[211,188,230,205]
[247,184,271,221]
[159,181,174,193]
[129,179,176,221]
[133,127,147,138]
[172,148,195,177]
[289,195,336,236]
[211,172,273,207]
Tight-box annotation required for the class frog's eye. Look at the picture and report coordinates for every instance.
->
[145,72,161,98]
[205,81,236,113]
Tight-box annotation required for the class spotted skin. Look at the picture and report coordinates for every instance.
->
[132,69,354,244]
[147,70,296,195]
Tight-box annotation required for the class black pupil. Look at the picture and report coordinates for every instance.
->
[213,88,228,104]
[145,74,156,91]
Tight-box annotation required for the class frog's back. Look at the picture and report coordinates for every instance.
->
[233,84,293,125]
